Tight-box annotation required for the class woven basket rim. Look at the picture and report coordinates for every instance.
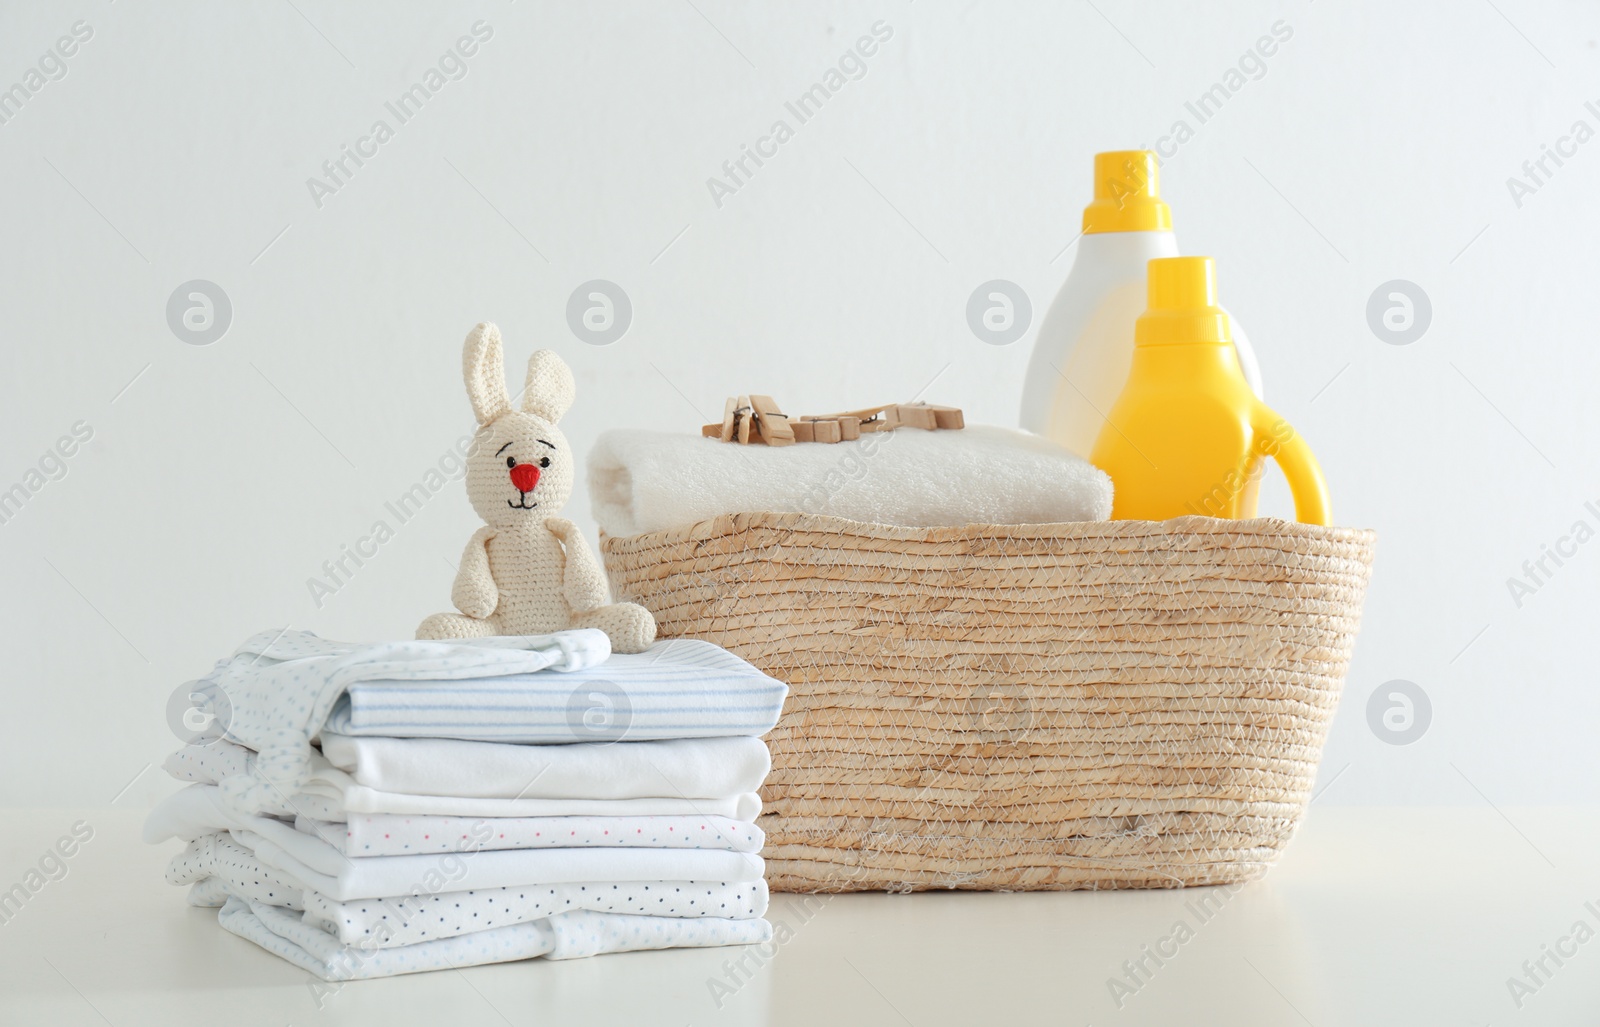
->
[601,510,1377,548]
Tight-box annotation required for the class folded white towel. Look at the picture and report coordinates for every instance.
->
[587,423,1113,537]
[318,734,771,801]
[218,896,771,980]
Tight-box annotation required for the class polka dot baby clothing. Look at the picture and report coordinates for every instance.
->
[305,812,764,856]
[218,896,772,981]
[299,879,769,947]
[148,627,786,979]
[171,831,768,948]
[235,825,762,901]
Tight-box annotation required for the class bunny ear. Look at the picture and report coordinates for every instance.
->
[462,322,512,425]
[522,349,575,422]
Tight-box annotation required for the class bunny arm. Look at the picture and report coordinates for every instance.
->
[451,526,500,619]
[545,517,612,612]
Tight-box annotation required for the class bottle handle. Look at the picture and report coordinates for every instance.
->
[1253,407,1331,526]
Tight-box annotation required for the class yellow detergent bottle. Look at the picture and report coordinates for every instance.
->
[1021,150,1267,514]
[1091,256,1331,525]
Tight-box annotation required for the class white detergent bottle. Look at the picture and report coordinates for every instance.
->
[1020,150,1265,469]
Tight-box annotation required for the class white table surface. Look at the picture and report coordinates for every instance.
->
[2,806,1596,1026]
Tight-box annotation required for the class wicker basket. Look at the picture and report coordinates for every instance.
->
[601,512,1376,892]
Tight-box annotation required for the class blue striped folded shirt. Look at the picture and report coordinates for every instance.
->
[322,638,788,743]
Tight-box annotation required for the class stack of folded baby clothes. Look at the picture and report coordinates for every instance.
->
[145,627,787,980]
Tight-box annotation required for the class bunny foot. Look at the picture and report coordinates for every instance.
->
[571,602,657,654]
[416,612,501,641]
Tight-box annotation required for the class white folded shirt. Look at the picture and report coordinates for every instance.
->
[301,812,764,856]
[317,733,771,800]
[169,834,768,949]
[321,638,787,744]
[147,787,766,899]
[154,757,763,823]
[219,895,770,980]
[234,827,764,901]
[291,770,762,822]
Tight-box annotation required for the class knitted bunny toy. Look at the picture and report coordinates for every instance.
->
[416,323,657,653]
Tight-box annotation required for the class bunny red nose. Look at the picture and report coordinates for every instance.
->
[509,463,540,493]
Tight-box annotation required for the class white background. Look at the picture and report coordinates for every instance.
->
[1,0,1596,812]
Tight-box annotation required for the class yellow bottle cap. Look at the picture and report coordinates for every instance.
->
[1082,151,1172,234]
[1136,256,1233,345]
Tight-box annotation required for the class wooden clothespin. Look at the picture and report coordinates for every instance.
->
[704,395,963,444]
[749,395,794,446]
[703,395,761,442]
[813,403,932,433]
[793,416,856,443]
[910,402,964,430]
[735,395,754,444]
